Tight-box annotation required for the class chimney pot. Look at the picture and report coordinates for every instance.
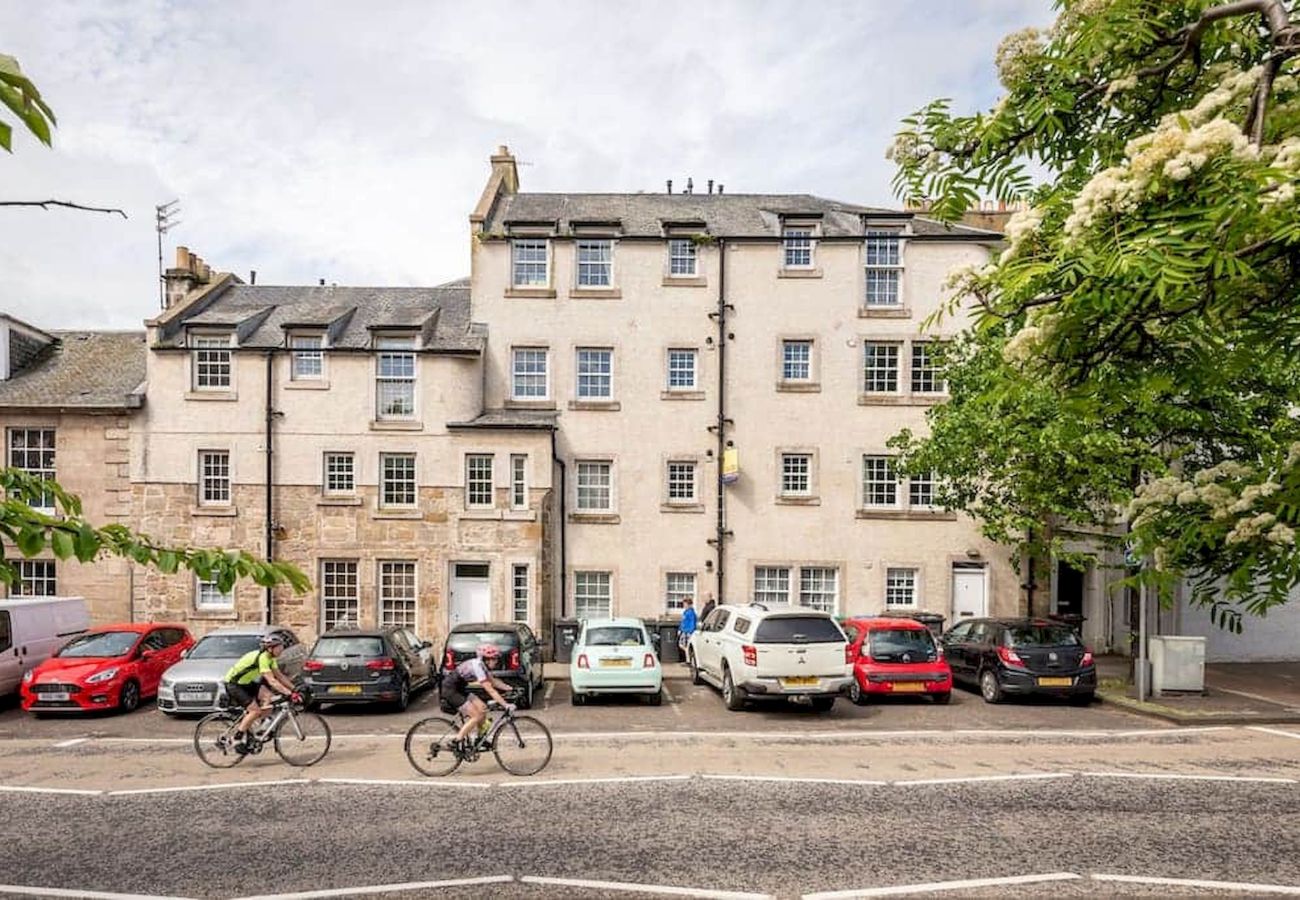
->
[686,177,694,194]
[319,278,326,286]
[249,270,257,285]
[718,184,724,194]
[707,179,714,194]
[667,179,673,194]
[175,246,191,269]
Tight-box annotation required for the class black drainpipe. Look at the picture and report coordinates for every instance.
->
[264,351,275,625]
[551,427,567,617]
[714,239,728,603]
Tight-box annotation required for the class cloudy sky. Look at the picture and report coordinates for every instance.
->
[1,0,1052,328]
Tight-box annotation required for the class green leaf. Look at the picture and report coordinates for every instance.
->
[50,530,74,560]
[16,526,44,557]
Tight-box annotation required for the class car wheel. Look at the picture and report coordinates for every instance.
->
[393,677,410,712]
[118,680,141,713]
[933,692,952,705]
[721,666,745,711]
[689,652,704,686]
[1069,692,1095,706]
[570,690,585,706]
[647,689,663,707]
[849,680,866,706]
[518,679,534,711]
[979,669,1003,704]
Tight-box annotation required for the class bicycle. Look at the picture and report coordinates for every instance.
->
[404,699,552,777]
[193,690,332,769]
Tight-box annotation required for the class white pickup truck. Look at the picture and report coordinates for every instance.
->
[687,602,851,712]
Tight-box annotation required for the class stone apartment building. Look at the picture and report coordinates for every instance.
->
[0,314,144,620]
[469,148,1021,631]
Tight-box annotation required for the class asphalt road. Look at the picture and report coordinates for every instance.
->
[0,779,1297,899]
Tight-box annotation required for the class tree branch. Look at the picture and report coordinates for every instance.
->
[0,200,127,219]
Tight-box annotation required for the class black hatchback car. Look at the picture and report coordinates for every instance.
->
[440,622,544,711]
[940,618,1096,705]
[303,627,437,711]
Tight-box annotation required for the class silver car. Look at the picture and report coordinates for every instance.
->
[156,625,305,715]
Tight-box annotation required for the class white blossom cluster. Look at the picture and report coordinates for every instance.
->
[1001,312,1059,366]
[999,206,1045,264]
[1262,136,1300,205]
[996,27,1045,89]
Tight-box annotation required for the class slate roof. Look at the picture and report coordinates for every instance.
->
[0,330,146,410]
[448,409,559,430]
[157,278,479,353]
[484,193,999,240]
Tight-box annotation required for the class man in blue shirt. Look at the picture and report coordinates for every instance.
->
[677,597,697,658]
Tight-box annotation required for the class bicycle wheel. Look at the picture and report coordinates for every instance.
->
[492,715,553,776]
[404,716,462,777]
[194,711,245,769]
[274,710,332,767]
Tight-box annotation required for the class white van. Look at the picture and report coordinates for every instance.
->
[0,597,91,696]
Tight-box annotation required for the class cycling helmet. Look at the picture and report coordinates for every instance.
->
[476,643,501,660]
[259,633,286,649]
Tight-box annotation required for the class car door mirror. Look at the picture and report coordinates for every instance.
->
[140,649,155,661]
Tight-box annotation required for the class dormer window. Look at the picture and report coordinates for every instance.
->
[512,239,549,287]
[782,224,816,269]
[190,332,232,390]
[289,333,325,381]
[865,229,904,308]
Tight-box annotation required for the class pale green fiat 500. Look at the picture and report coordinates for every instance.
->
[569,617,663,706]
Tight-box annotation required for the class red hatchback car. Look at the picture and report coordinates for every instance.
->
[21,623,193,715]
[843,617,953,704]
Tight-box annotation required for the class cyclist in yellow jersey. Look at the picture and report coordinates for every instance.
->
[223,633,298,749]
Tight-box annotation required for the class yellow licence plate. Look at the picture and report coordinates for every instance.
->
[1038,677,1073,687]
[329,685,364,694]
[781,676,819,688]
[601,658,632,668]
[890,682,927,693]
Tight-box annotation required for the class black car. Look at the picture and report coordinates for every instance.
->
[303,627,436,711]
[940,618,1096,705]
[440,622,544,711]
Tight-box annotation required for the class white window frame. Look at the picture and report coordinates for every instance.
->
[321,560,360,630]
[666,348,698,391]
[378,560,418,629]
[375,335,416,420]
[191,332,233,391]
[511,347,549,400]
[668,239,698,277]
[885,567,918,608]
[512,239,550,288]
[575,347,613,400]
[15,560,56,597]
[909,471,937,509]
[781,340,813,382]
[862,455,900,509]
[753,566,791,605]
[910,341,946,394]
[666,460,697,504]
[863,342,901,394]
[783,226,815,269]
[576,239,614,287]
[575,460,613,513]
[864,231,904,308]
[380,453,417,508]
[195,576,233,610]
[799,567,838,615]
[665,572,696,612]
[780,453,812,497]
[574,570,612,618]
[510,454,528,510]
[465,454,495,509]
[323,452,355,496]
[7,427,56,512]
[198,449,231,507]
[289,333,325,381]
[512,564,530,624]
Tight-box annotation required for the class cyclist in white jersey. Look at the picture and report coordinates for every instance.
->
[441,643,515,751]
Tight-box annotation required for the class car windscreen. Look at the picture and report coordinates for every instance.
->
[752,616,844,644]
[868,628,937,662]
[448,631,520,652]
[313,636,385,657]
[57,631,137,658]
[583,626,646,647]
[189,634,262,659]
[1006,624,1081,647]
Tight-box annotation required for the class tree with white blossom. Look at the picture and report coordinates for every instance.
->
[888,0,1300,630]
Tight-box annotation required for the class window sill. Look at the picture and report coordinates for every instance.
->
[776,381,821,393]
[662,276,707,288]
[856,509,958,521]
[858,307,911,319]
[369,419,424,431]
[190,609,239,621]
[778,268,823,279]
[458,508,537,522]
[660,390,705,401]
[660,502,705,514]
[775,496,821,506]
[284,381,330,391]
[571,288,622,299]
[568,512,621,525]
[857,394,909,406]
[460,507,501,520]
[567,400,621,412]
[504,509,537,521]
[504,400,557,411]
[372,508,422,520]
[318,496,362,507]
[184,390,237,402]
[190,506,237,518]
[505,287,557,299]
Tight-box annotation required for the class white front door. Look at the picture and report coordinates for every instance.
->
[951,564,988,622]
[449,563,491,628]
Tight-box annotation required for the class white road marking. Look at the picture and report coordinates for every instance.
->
[316,777,490,789]
[1092,873,1300,894]
[1080,771,1296,784]
[53,737,89,748]
[702,774,889,787]
[543,726,1228,741]
[230,875,514,900]
[1249,726,1300,740]
[520,874,773,899]
[0,784,104,796]
[107,778,312,796]
[543,680,556,704]
[0,886,197,900]
[802,871,1082,898]
[893,773,1073,786]
[497,775,692,788]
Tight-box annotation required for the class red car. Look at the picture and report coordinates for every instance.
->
[843,616,952,704]
[21,623,193,714]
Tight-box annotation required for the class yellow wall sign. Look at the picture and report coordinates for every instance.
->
[721,447,740,484]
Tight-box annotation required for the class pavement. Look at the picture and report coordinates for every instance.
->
[1093,656,1300,726]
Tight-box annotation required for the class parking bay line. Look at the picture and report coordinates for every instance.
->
[893,773,1073,786]
[107,778,312,796]
[1080,771,1297,784]
[229,875,515,900]
[702,774,889,787]
[803,871,1082,898]
[0,885,198,900]
[316,777,490,789]
[520,875,774,899]
[0,784,104,796]
[52,737,88,748]
[497,775,693,788]
[1092,873,1300,894]
[1249,726,1300,740]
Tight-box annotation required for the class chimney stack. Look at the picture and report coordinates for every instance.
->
[163,244,215,308]
[718,184,724,194]
[707,179,714,195]
[489,144,519,193]
[666,179,673,194]
[686,177,694,195]
[249,270,257,285]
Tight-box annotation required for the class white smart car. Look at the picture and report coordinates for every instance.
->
[569,617,663,706]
